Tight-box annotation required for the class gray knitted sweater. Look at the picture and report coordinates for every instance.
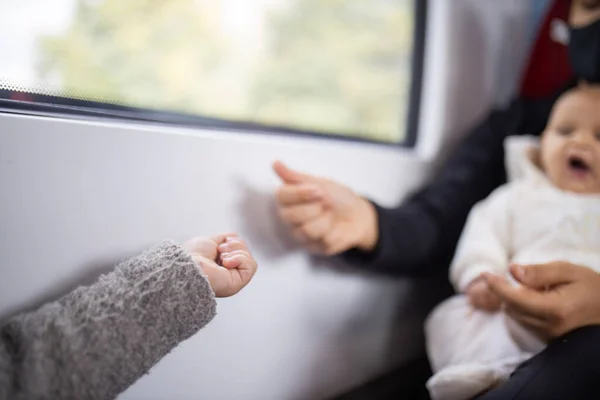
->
[0,241,217,400]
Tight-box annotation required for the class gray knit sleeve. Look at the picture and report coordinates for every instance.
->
[0,241,217,400]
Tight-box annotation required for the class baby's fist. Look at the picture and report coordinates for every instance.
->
[184,234,258,298]
[466,277,502,312]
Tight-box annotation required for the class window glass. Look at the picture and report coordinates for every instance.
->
[0,0,419,143]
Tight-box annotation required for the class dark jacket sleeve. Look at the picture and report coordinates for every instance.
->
[0,241,217,400]
[343,93,558,276]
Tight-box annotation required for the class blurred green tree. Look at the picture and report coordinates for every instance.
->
[250,0,413,141]
[39,0,229,114]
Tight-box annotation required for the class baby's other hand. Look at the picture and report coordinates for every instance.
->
[466,277,502,312]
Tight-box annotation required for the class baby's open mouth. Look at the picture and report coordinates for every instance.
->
[567,155,592,176]
[569,155,590,171]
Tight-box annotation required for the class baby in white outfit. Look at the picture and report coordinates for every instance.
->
[425,85,600,400]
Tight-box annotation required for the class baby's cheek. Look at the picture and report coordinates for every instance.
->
[591,175,600,193]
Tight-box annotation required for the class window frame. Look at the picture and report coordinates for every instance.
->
[0,0,427,147]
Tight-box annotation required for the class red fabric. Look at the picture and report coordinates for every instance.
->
[519,0,574,99]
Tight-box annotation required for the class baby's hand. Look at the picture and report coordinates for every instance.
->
[466,277,502,312]
[184,234,258,298]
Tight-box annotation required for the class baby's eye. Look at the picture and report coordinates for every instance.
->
[556,127,574,136]
[595,132,600,142]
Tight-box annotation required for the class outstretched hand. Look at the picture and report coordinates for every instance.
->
[273,161,378,255]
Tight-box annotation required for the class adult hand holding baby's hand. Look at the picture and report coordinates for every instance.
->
[466,277,502,311]
[484,262,600,341]
[184,234,258,298]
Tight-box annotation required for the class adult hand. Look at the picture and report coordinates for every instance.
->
[272,161,378,256]
[483,262,600,341]
[183,234,258,297]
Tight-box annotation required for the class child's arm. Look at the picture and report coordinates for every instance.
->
[0,241,217,400]
[449,185,513,293]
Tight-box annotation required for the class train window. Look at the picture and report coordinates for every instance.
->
[0,0,425,145]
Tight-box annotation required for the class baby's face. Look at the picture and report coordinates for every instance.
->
[540,86,600,194]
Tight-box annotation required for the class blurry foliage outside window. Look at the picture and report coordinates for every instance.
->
[1,0,415,143]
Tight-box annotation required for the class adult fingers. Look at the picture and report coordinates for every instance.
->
[483,273,556,321]
[273,161,318,184]
[510,262,584,290]
[276,184,324,206]
[278,202,324,226]
[292,213,333,243]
